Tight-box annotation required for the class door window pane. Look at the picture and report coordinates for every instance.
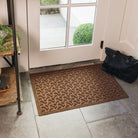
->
[71,0,96,4]
[40,8,67,50]
[40,0,68,6]
[69,6,96,46]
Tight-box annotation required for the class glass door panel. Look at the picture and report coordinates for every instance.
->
[40,0,68,6]
[71,0,97,4]
[69,6,96,46]
[40,8,67,50]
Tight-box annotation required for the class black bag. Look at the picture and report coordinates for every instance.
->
[102,47,138,83]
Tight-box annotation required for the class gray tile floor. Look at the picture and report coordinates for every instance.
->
[0,62,138,138]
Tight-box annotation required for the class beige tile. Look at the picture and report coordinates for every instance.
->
[119,97,138,125]
[88,114,138,138]
[31,88,39,116]
[116,78,138,98]
[36,109,92,138]
[0,102,39,138]
[81,101,127,123]
[21,72,39,116]
[20,72,38,116]
[20,73,32,102]
[116,78,138,125]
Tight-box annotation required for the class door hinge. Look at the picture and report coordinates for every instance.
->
[100,41,104,49]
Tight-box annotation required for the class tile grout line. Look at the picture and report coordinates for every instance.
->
[31,102,41,138]
[86,112,130,124]
[29,77,39,116]
[79,108,94,138]
[118,100,137,123]
[127,113,138,128]
[116,99,138,127]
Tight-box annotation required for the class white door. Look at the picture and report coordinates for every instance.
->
[28,0,108,68]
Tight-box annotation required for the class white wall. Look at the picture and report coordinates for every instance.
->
[0,0,28,72]
[101,0,138,60]
[118,0,138,59]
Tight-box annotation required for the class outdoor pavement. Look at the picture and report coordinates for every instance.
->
[40,14,75,49]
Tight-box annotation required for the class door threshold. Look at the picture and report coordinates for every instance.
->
[29,59,102,74]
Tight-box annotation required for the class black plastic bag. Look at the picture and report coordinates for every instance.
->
[102,47,138,83]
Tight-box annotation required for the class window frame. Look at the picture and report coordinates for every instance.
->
[40,0,97,49]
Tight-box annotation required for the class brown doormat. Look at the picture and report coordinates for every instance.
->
[30,64,128,116]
